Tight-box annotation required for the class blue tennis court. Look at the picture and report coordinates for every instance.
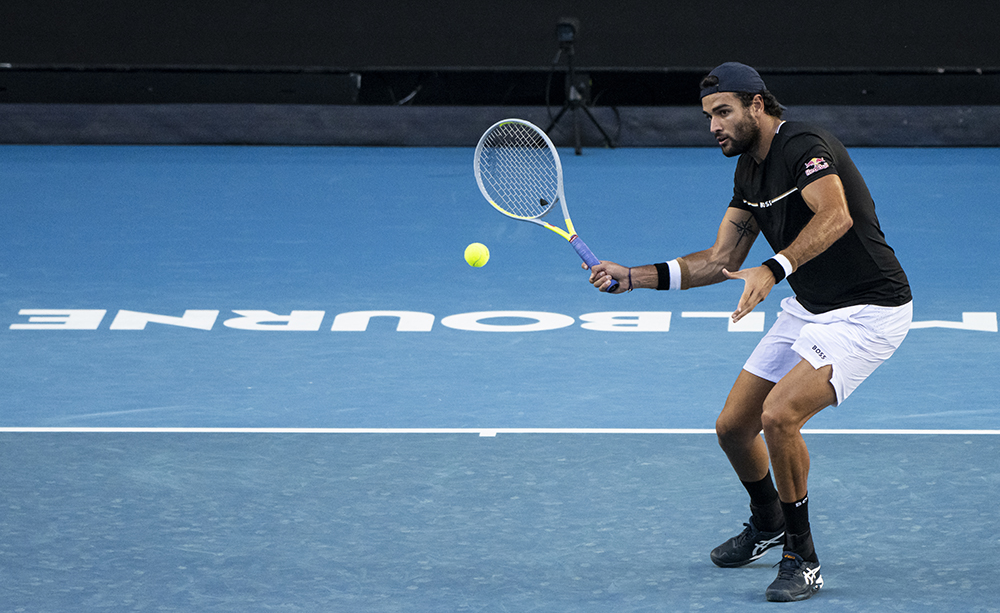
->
[1,144,998,611]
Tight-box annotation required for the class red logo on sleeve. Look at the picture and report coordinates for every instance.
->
[805,157,830,176]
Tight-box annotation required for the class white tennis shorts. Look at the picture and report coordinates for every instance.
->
[743,296,913,405]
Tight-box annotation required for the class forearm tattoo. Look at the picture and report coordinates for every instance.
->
[730,217,757,246]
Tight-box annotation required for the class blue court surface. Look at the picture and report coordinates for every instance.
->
[1,144,998,611]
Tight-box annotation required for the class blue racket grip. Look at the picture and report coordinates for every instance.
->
[571,235,620,292]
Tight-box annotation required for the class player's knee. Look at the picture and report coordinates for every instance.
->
[715,412,756,452]
[760,399,798,439]
[714,416,729,450]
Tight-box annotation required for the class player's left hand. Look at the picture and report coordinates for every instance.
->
[723,266,776,322]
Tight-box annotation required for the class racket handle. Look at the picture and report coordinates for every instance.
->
[570,235,619,292]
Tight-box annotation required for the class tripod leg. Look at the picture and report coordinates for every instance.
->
[581,105,615,149]
[545,105,570,133]
[573,107,582,155]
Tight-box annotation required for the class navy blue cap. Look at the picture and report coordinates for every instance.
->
[700,62,767,99]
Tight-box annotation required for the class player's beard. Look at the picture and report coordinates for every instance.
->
[720,114,761,158]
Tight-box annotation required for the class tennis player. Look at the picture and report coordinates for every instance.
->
[587,62,912,602]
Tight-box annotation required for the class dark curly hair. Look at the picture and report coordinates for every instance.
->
[700,75,784,119]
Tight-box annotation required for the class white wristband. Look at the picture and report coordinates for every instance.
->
[667,259,683,291]
[773,253,794,278]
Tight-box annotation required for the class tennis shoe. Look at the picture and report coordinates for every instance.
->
[765,551,823,602]
[710,518,785,568]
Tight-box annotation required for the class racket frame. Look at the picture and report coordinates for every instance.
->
[474,119,616,290]
[475,119,579,238]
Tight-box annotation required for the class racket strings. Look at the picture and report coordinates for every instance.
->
[477,123,559,219]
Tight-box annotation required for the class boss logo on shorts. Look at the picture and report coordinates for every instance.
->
[811,344,828,360]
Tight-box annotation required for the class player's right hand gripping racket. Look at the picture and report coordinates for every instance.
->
[474,118,618,292]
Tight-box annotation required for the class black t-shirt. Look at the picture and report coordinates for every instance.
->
[729,121,911,313]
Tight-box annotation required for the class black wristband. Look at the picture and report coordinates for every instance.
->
[762,258,786,283]
[654,262,671,290]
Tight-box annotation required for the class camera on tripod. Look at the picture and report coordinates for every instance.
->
[546,17,612,154]
[556,17,579,47]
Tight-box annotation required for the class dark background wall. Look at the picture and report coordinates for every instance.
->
[3,0,1000,70]
[2,1,999,145]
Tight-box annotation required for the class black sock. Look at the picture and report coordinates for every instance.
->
[780,495,818,563]
[741,472,783,532]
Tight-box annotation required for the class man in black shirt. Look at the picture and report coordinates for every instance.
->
[587,62,912,602]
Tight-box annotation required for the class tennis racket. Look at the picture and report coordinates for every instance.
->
[473,118,618,292]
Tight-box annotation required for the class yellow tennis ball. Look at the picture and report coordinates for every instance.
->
[464,242,490,267]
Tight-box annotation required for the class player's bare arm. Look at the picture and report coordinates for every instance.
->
[587,207,759,293]
[724,174,854,320]
[783,174,853,268]
[681,207,759,287]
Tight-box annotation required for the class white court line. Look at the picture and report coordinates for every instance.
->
[0,427,998,436]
